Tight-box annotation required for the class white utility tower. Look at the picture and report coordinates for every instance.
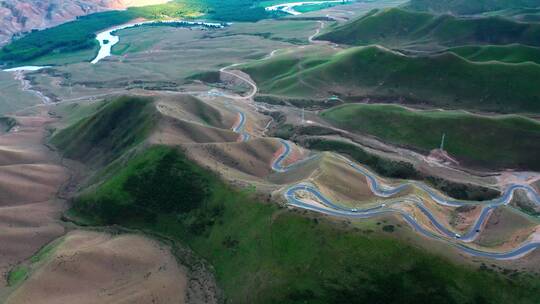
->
[440,133,446,150]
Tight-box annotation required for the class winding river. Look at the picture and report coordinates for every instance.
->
[273,140,540,259]
[91,20,226,64]
[265,0,350,15]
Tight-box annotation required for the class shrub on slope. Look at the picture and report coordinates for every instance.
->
[317,8,540,49]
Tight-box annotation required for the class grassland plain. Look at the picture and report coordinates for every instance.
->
[67,145,540,304]
[0,0,285,66]
[316,8,540,49]
[29,25,295,101]
[0,72,41,115]
[320,104,540,170]
[241,45,540,113]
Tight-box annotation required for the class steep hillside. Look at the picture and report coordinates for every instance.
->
[316,8,540,49]
[0,0,169,46]
[407,0,540,15]
[241,46,540,113]
[51,95,157,165]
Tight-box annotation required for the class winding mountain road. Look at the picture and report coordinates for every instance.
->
[272,140,540,259]
[198,17,540,260]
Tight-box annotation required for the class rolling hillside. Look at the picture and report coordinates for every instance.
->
[316,8,540,49]
[486,7,540,22]
[65,142,540,303]
[406,0,540,15]
[448,44,540,64]
[241,46,540,113]
[320,104,540,170]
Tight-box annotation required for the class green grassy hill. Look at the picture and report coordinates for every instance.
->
[316,8,540,49]
[485,7,540,22]
[407,0,540,15]
[241,46,540,113]
[51,96,157,166]
[67,144,540,304]
[448,44,540,64]
[320,104,540,170]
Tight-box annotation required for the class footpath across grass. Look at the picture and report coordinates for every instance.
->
[321,104,540,170]
[68,145,540,303]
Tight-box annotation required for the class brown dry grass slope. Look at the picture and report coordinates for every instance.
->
[0,109,68,288]
[6,230,188,304]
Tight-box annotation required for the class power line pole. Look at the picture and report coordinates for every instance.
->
[440,133,446,150]
[301,107,305,124]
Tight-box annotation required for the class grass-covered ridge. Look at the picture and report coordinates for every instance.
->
[51,96,157,166]
[316,8,540,49]
[321,104,540,170]
[448,44,540,64]
[242,45,540,113]
[68,145,540,304]
[407,0,540,15]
